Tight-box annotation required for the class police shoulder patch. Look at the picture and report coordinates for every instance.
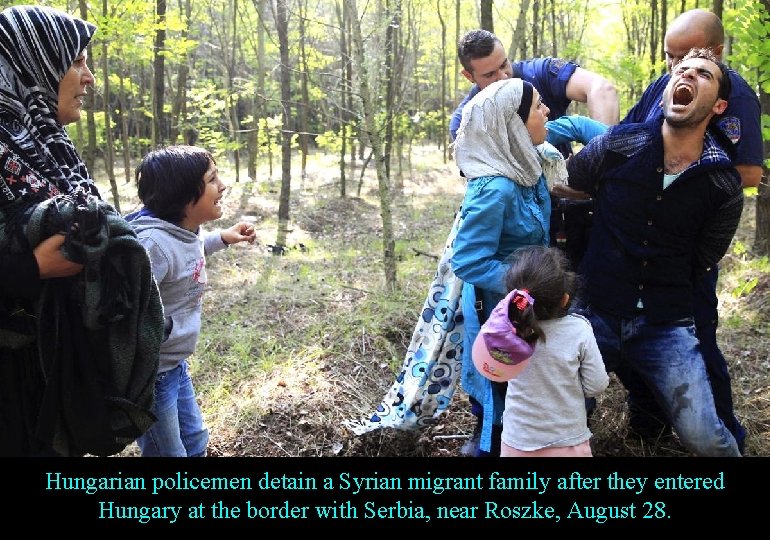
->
[717,116,741,144]
[549,57,568,75]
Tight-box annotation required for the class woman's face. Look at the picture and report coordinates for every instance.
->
[524,89,550,145]
[57,50,94,125]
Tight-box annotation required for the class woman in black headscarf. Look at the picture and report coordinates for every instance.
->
[0,5,99,455]
[0,6,162,457]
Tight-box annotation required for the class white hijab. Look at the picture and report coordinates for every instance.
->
[453,78,566,189]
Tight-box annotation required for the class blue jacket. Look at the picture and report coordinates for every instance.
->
[567,118,744,322]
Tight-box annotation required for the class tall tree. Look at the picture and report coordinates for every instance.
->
[510,0,530,60]
[437,0,447,162]
[117,58,131,184]
[101,0,119,211]
[346,0,397,290]
[660,0,667,64]
[759,87,769,255]
[274,0,292,248]
[152,0,167,147]
[247,0,267,181]
[335,0,349,197]
[454,0,460,103]
[713,0,724,20]
[756,0,770,256]
[649,0,658,77]
[170,0,192,145]
[480,0,494,32]
[383,0,401,182]
[532,0,539,56]
[298,0,311,179]
[77,0,96,172]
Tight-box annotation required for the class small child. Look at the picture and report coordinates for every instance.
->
[472,245,608,457]
[126,145,256,457]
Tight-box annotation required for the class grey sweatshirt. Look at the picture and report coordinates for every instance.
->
[129,214,227,372]
[501,313,609,451]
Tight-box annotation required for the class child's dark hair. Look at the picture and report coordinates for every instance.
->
[503,245,578,344]
[135,145,214,224]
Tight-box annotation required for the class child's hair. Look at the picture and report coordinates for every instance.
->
[503,245,578,344]
[135,145,214,224]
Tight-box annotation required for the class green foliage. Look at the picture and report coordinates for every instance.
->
[726,1,770,81]
[316,125,356,154]
[729,242,769,298]
[726,1,770,144]
[258,116,283,154]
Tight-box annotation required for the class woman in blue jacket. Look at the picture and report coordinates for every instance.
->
[452,78,605,456]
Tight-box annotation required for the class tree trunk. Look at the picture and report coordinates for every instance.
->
[437,0,447,162]
[755,0,770,256]
[228,0,241,182]
[346,0,397,291]
[298,0,310,180]
[510,0,530,60]
[532,0,539,56]
[78,0,97,172]
[346,7,357,180]
[275,0,292,248]
[247,0,267,181]
[101,0,119,212]
[335,0,348,197]
[383,0,398,182]
[118,62,131,184]
[170,0,192,145]
[454,0,460,104]
[152,0,167,147]
[660,0,667,64]
[712,0,724,20]
[480,0,493,32]
[649,0,657,77]
[550,0,557,57]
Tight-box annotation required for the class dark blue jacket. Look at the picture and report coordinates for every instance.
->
[567,118,743,322]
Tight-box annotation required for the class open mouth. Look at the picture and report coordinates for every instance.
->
[673,84,693,106]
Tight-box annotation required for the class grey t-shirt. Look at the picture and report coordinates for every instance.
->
[501,313,608,451]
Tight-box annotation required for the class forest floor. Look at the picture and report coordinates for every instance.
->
[106,145,769,458]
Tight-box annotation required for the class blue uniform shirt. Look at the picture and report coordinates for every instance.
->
[450,57,579,156]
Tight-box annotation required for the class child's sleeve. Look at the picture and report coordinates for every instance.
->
[202,229,228,256]
[579,322,610,398]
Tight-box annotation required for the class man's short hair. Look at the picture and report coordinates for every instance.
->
[457,29,502,72]
[681,47,731,101]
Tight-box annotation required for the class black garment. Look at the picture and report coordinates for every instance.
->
[549,198,594,272]
[0,310,54,456]
[567,118,743,322]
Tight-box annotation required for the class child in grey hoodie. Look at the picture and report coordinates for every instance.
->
[127,145,256,457]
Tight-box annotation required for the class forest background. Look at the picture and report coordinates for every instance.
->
[11,0,770,457]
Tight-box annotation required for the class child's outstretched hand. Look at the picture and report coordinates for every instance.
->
[221,222,257,246]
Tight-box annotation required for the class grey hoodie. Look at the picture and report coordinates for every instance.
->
[128,214,227,372]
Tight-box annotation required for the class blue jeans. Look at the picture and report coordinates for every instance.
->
[625,267,746,452]
[136,360,209,457]
[584,306,740,457]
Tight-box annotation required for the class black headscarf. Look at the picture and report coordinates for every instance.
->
[0,5,99,202]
